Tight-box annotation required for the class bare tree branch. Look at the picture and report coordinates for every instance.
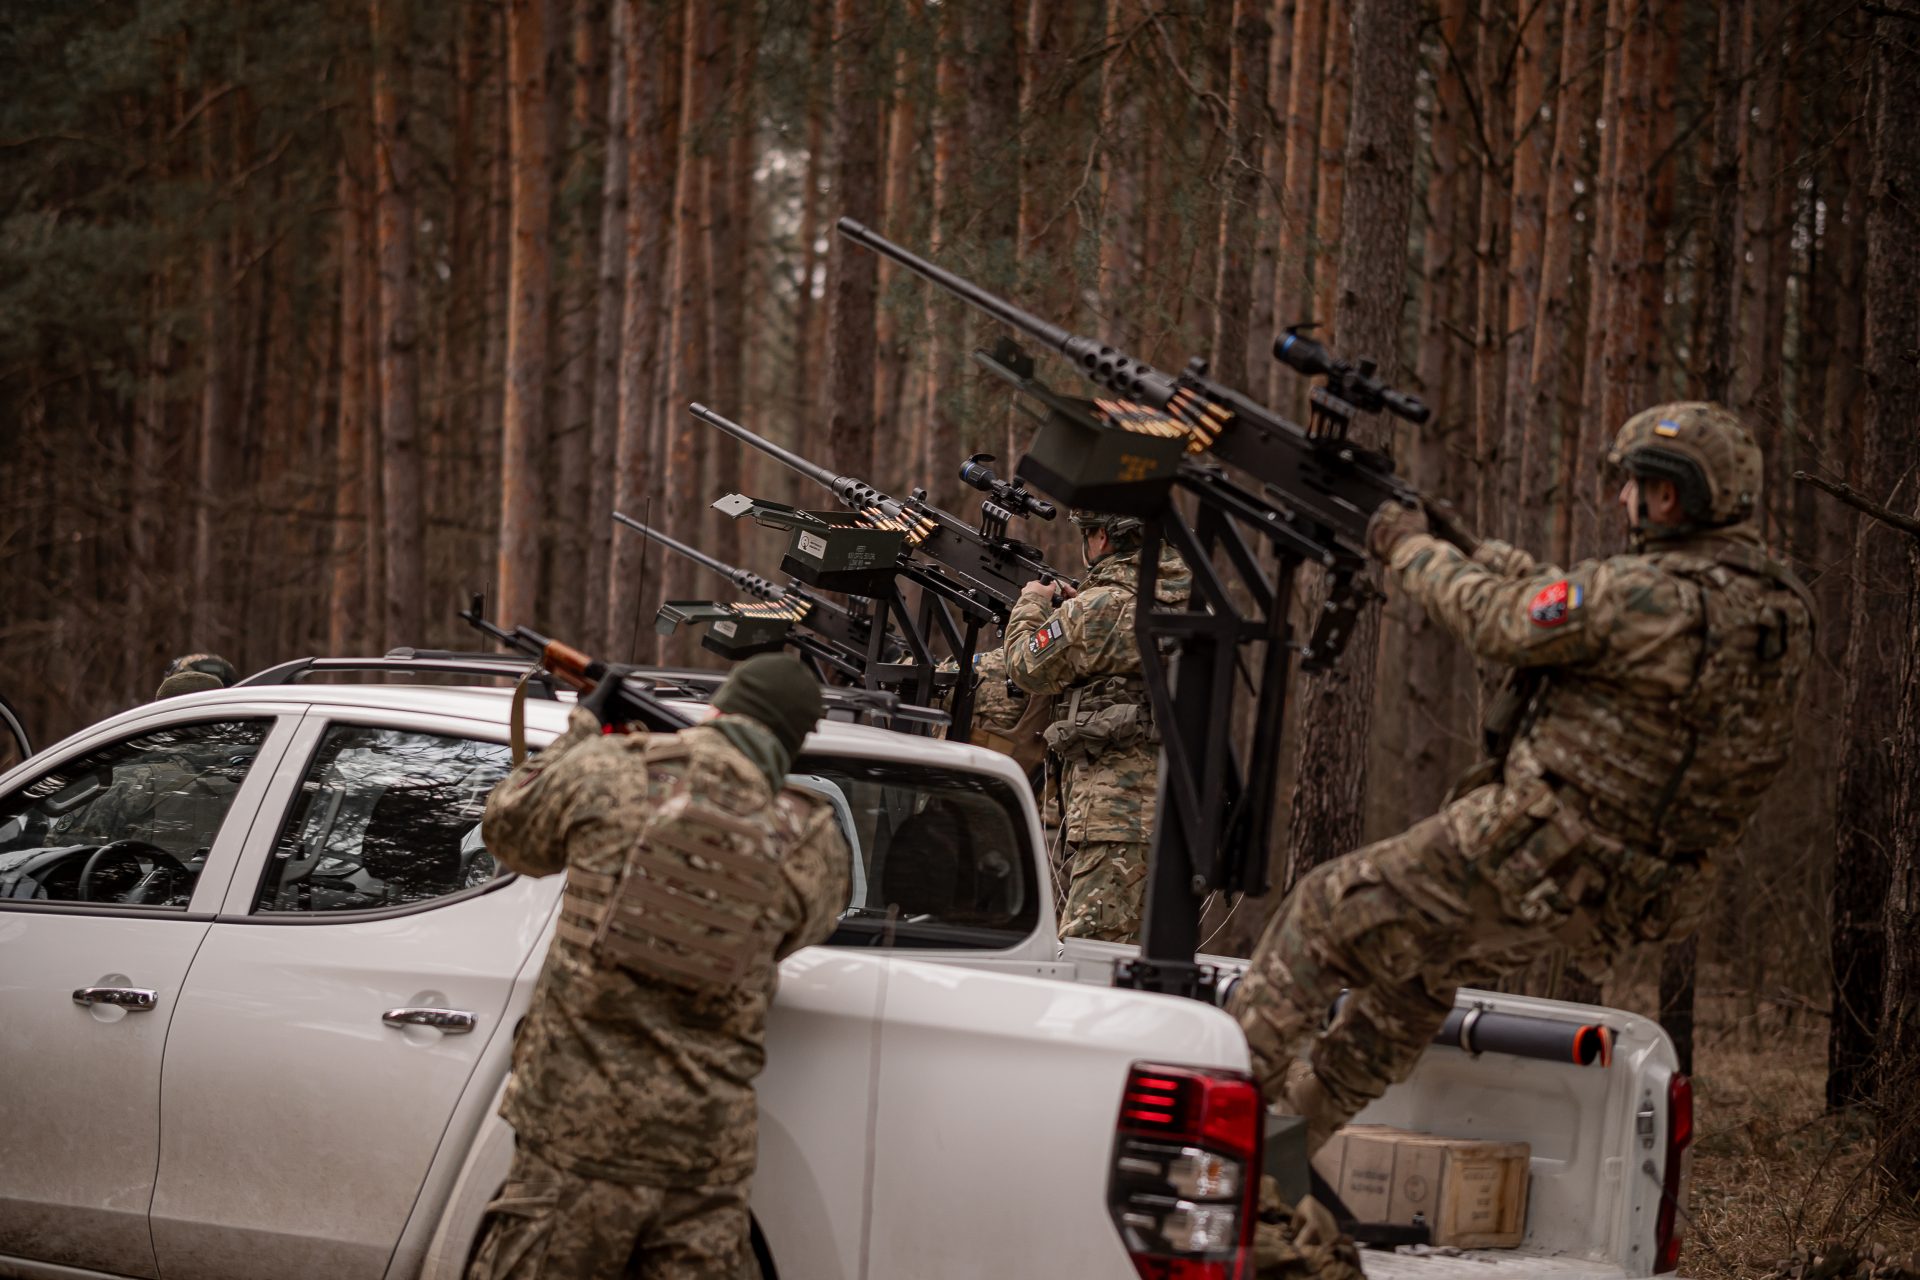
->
[1794,470,1920,540]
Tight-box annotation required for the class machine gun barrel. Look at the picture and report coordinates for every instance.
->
[691,402,893,512]
[613,510,792,607]
[836,217,1447,558]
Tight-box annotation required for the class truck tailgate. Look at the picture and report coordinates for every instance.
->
[1364,1251,1628,1279]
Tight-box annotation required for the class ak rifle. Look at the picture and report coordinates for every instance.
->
[611,510,902,684]
[837,216,1458,1002]
[459,597,692,751]
[691,403,1075,740]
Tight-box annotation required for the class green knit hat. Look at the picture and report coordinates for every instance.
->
[710,654,824,759]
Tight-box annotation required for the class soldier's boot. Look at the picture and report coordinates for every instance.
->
[1275,1059,1347,1159]
[1251,1175,1364,1280]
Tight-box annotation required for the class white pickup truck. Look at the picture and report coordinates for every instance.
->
[0,663,1690,1280]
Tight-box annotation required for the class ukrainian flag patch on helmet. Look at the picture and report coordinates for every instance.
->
[1654,420,1681,437]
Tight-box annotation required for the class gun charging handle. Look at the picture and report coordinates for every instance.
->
[959,454,1056,522]
[1274,328,1431,426]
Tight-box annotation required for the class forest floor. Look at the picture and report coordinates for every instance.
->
[1629,983,1920,1278]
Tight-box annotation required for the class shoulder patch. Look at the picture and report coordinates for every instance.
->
[1528,579,1583,627]
[1027,617,1067,659]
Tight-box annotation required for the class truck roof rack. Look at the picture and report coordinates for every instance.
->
[237,650,952,731]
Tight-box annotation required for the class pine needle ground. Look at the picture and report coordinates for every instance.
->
[1608,973,1920,1278]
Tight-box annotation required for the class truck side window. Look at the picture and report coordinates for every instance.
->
[254,725,512,915]
[0,719,270,908]
[795,756,1039,951]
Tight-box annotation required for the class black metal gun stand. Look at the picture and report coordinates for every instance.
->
[1115,465,1366,1000]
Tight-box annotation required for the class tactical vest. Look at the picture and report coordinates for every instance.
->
[1518,540,1812,854]
[1044,675,1158,764]
[554,738,805,997]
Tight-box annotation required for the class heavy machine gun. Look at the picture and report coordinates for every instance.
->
[611,511,900,683]
[838,217,1454,1001]
[690,403,1074,740]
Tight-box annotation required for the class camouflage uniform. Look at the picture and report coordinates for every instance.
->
[1231,403,1813,1154]
[1004,538,1189,942]
[965,645,1052,779]
[469,708,849,1280]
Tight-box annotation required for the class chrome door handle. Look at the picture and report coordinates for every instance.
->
[382,1007,476,1034]
[73,987,157,1011]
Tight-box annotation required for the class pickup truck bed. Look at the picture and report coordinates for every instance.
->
[1366,1252,1625,1277]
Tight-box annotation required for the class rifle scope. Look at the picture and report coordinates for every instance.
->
[1273,329,1431,425]
[958,454,1056,521]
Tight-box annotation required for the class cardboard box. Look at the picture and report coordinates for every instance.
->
[1311,1125,1530,1249]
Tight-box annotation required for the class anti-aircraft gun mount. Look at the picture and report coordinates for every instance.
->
[839,216,1452,1005]
[612,511,904,687]
[690,403,1075,743]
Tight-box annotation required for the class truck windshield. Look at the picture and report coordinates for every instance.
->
[793,754,1039,951]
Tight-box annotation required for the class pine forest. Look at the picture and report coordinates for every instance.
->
[3,0,1920,1265]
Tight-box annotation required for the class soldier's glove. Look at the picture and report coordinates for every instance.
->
[1365,500,1429,562]
[578,671,642,729]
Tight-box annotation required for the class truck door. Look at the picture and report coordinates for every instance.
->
[151,711,556,1280]
[0,711,289,1278]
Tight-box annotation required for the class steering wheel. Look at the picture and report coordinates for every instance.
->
[78,839,188,905]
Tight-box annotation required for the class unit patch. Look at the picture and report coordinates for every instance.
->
[1028,618,1067,659]
[1528,580,1582,627]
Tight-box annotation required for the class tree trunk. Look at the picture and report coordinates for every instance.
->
[1698,0,1745,401]
[1256,0,1296,404]
[1285,0,1418,885]
[1209,0,1272,391]
[1844,1,1920,1127]
[1097,0,1143,345]
[585,0,629,652]
[372,0,424,649]
[1523,0,1591,558]
[1471,0,1511,533]
[825,0,879,480]
[1308,0,1351,339]
[662,0,715,637]
[873,46,916,450]
[498,0,552,634]
[1732,0,1782,419]
[194,101,234,653]
[1502,0,1551,552]
[1272,0,1325,418]
[330,147,373,657]
[1401,0,1475,832]
[705,4,755,564]
[1571,0,1625,561]
[550,0,602,639]
[790,0,829,438]
[607,0,681,662]
[924,2,966,503]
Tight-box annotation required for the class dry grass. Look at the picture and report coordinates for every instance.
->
[1598,973,1920,1277]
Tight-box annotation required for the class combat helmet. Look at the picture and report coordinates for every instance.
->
[1607,402,1762,537]
[1067,508,1146,543]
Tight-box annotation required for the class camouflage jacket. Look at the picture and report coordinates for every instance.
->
[1384,525,1812,855]
[483,710,850,1186]
[1003,547,1190,843]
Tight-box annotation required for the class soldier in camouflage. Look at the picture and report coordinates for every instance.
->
[1230,402,1813,1159]
[467,654,850,1280]
[1003,510,1189,942]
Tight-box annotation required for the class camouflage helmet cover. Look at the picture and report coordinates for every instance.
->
[1607,401,1762,527]
[1068,508,1146,542]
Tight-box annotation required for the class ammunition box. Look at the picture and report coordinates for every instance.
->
[655,602,791,659]
[776,515,906,594]
[1014,398,1185,516]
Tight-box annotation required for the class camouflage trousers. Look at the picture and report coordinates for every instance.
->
[465,1143,752,1280]
[1059,839,1148,941]
[1229,777,1708,1153]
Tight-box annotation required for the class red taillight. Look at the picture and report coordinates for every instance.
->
[1109,1063,1262,1280]
[1655,1073,1693,1272]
